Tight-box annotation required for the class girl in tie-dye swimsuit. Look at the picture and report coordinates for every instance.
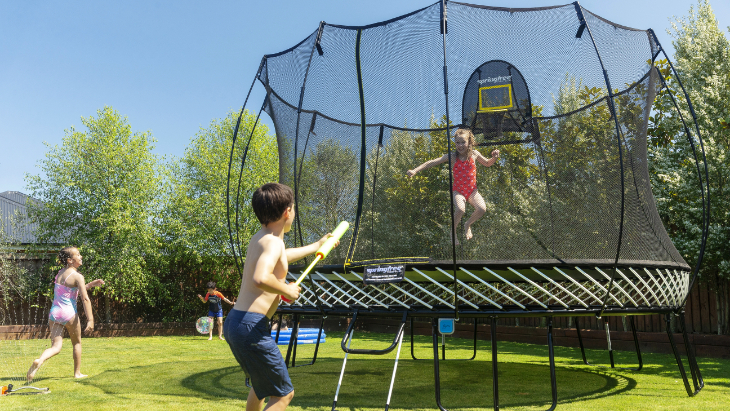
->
[27,246,104,381]
[48,271,80,324]
[407,128,500,244]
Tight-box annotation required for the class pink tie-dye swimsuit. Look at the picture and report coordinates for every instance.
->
[48,274,79,325]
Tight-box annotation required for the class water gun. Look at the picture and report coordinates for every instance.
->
[281,221,349,303]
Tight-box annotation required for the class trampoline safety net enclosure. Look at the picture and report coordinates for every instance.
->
[228,1,709,318]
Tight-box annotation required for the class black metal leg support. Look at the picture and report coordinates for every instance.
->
[284,313,300,367]
[666,313,704,396]
[291,316,326,368]
[491,316,499,411]
[546,317,558,411]
[678,312,703,393]
[432,318,448,411]
[629,316,643,371]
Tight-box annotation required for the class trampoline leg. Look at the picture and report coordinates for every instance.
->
[491,317,499,411]
[675,312,704,395]
[547,317,558,411]
[574,317,590,365]
[332,326,354,411]
[604,320,615,368]
[292,316,326,368]
[284,313,300,367]
[629,316,643,371]
[385,325,405,411]
[432,318,448,411]
[411,317,417,360]
[273,314,282,344]
[665,313,699,397]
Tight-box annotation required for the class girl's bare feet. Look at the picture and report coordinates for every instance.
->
[74,373,88,379]
[465,225,474,240]
[27,359,42,381]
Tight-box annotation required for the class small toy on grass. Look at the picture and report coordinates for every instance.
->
[195,316,212,334]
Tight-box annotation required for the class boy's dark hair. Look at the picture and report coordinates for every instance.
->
[252,183,294,226]
[206,281,216,290]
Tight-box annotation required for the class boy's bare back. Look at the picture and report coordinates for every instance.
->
[233,228,292,319]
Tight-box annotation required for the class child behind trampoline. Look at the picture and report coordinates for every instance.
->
[224,182,339,411]
[27,246,104,381]
[407,128,499,244]
[197,281,234,340]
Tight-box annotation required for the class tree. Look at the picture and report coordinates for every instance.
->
[158,110,278,300]
[24,107,163,310]
[649,0,730,334]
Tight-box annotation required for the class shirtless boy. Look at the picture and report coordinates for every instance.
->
[224,182,337,411]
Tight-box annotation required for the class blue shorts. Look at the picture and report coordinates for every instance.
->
[224,309,293,399]
[208,310,224,318]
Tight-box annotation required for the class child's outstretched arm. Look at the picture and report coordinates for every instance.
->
[197,294,207,303]
[85,279,105,290]
[74,274,94,333]
[407,154,449,177]
[475,149,500,168]
[285,233,338,263]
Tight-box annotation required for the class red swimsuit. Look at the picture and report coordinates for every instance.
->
[453,155,477,198]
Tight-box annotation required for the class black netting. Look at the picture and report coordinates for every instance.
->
[252,1,689,271]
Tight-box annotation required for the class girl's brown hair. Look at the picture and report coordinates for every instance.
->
[57,246,77,267]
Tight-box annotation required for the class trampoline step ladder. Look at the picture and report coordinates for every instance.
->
[332,310,408,411]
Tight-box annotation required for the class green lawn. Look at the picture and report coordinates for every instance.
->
[1,331,728,410]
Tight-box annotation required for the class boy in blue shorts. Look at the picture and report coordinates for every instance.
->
[224,183,338,411]
[198,281,234,340]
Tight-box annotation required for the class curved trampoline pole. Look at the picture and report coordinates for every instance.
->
[439,0,459,321]
[649,29,710,312]
[574,2,627,318]
[226,57,265,276]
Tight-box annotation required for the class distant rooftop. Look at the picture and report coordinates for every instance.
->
[1,191,42,244]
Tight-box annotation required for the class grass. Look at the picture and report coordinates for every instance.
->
[1,330,729,410]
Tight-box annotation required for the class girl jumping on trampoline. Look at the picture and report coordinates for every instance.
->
[26,246,104,381]
[407,128,499,244]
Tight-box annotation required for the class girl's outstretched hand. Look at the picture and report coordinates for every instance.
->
[88,279,105,288]
[491,149,500,159]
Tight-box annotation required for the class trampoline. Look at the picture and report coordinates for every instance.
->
[227,2,709,410]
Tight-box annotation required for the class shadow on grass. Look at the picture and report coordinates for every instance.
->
[79,361,245,401]
[77,355,638,408]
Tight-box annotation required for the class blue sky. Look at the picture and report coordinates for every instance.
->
[1,0,728,194]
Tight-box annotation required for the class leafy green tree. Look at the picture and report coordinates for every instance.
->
[649,0,730,334]
[24,107,163,311]
[158,110,278,304]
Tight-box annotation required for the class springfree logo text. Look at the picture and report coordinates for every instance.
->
[478,75,512,85]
